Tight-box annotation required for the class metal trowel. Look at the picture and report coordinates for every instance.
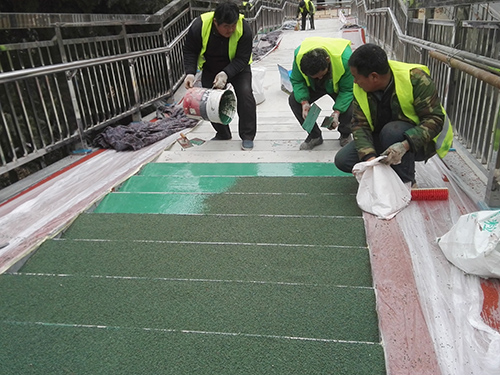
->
[301,103,321,134]
[177,133,206,148]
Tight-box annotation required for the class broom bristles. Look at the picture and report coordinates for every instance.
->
[411,188,449,201]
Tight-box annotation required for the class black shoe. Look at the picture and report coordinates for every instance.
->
[300,136,323,150]
[211,134,232,141]
[339,134,352,147]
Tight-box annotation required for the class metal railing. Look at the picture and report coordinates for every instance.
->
[0,0,297,178]
[351,0,500,207]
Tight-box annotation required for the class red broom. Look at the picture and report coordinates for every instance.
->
[411,187,449,201]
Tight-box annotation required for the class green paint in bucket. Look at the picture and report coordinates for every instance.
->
[183,87,236,125]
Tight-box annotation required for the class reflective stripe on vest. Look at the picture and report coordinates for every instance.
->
[198,12,248,70]
[296,37,351,93]
[353,60,453,158]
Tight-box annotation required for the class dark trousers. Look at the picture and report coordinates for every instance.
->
[301,13,314,30]
[288,88,352,140]
[202,66,257,141]
[334,121,427,183]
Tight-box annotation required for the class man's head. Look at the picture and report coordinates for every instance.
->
[214,1,240,38]
[348,43,391,92]
[300,48,330,80]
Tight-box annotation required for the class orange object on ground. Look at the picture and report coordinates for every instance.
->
[411,187,449,201]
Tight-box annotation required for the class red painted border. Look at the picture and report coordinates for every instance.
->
[481,279,500,332]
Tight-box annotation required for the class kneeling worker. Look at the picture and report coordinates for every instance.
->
[334,43,453,184]
[289,37,354,150]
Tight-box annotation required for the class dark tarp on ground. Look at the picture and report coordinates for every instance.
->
[93,106,198,151]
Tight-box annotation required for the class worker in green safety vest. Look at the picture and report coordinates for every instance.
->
[297,0,316,30]
[334,43,453,184]
[289,37,354,150]
[183,1,256,151]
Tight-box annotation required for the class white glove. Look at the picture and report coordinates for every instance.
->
[213,71,228,89]
[380,140,409,165]
[184,74,195,89]
[301,101,311,120]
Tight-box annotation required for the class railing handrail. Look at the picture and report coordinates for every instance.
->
[363,5,500,71]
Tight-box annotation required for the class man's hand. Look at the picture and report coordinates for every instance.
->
[213,71,228,89]
[329,110,340,129]
[380,140,409,165]
[184,74,195,89]
[301,101,311,119]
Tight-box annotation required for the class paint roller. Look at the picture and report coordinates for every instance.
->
[411,187,449,201]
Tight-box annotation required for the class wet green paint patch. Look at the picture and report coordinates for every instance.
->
[139,163,349,177]
[94,192,361,216]
[118,176,358,194]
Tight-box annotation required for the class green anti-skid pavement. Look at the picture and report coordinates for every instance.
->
[0,162,386,374]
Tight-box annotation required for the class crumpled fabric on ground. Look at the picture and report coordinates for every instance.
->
[252,30,283,60]
[93,106,198,151]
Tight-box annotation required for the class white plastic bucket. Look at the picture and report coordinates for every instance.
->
[182,87,236,125]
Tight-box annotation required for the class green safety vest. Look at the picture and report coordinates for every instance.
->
[299,0,315,14]
[353,60,453,158]
[296,37,351,93]
[198,12,250,70]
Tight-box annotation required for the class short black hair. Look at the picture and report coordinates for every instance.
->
[214,1,240,25]
[300,48,329,76]
[348,43,390,77]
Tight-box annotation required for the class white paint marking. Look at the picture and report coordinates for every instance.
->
[57,238,367,250]
[1,320,381,346]
[14,272,374,290]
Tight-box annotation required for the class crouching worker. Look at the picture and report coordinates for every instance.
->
[297,0,315,30]
[289,37,354,150]
[334,43,453,184]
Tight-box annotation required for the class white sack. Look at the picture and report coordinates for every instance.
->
[352,156,411,220]
[437,210,500,278]
[251,66,266,105]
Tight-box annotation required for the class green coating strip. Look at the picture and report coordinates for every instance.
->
[22,240,373,287]
[94,192,361,216]
[139,163,350,177]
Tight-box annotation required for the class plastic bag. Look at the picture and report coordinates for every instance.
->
[352,156,411,220]
[251,66,266,105]
[437,210,500,278]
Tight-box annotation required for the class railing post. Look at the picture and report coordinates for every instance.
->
[55,26,88,149]
[161,24,175,92]
[419,8,433,65]
[485,96,500,207]
[122,24,142,122]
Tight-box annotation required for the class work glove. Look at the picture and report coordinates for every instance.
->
[329,110,340,130]
[301,101,311,120]
[380,140,409,165]
[184,74,195,89]
[213,71,228,89]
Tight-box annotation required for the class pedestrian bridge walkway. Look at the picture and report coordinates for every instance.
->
[0,17,499,375]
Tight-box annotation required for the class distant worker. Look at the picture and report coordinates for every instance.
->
[297,0,316,30]
[334,43,453,184]
[289,37,354,150]
[183,1,256,151]
[240,0,254,13]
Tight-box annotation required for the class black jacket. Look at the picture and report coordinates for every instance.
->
[183,16,253,79]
